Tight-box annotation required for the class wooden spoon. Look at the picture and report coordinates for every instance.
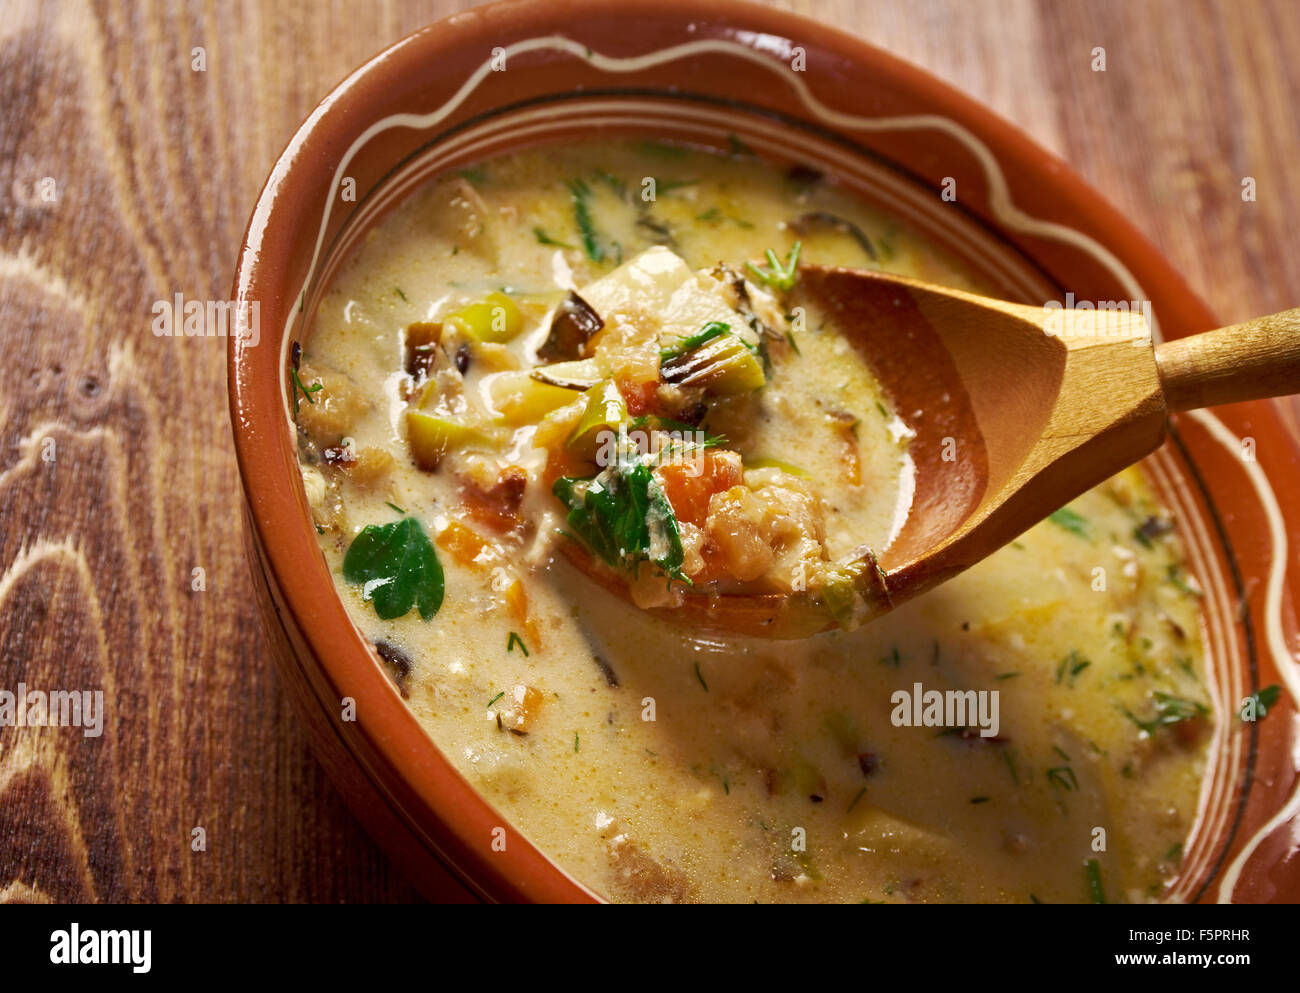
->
[562,265,1300,638]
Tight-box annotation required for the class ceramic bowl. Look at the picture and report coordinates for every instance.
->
[228,0,1300,903]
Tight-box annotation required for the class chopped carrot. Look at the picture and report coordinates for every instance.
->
[437,520,489,566]
[616,377,659,417]
[655,450,743,528]
[830,417,861,486]
[501,683,545,733]
[506,578,543,649]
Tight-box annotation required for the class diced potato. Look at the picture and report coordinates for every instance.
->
[301,466,326,513]
[296,362,368,444]
[347,446,395,487]
[706,486,777,582]
[701,474,827,590]
[579,246,743,343]
[486,371,579,425]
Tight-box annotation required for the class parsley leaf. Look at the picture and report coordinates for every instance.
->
[1047,506,1089,538]
[1085,858,1106,904]
[567,178,604,262]
[342,517,444,621]
[1121,691,1208,737]
[745,241,802,292]
[554,453,687,584]
[1240,684,1282,721]
[659,320,733,362]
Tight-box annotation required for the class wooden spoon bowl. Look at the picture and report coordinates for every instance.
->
[564,264,1300,638]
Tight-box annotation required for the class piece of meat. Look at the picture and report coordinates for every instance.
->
[460,465,528,533]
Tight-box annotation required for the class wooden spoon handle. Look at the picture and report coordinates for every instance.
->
[1156,307,1300,411]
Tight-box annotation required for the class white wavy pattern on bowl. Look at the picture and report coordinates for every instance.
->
[274,34,1297,904]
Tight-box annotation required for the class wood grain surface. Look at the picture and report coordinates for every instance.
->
[1,0,1297,903]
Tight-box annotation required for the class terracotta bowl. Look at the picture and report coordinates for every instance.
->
[228,0,1300,903]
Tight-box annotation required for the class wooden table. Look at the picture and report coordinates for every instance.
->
[1,0,1297,903]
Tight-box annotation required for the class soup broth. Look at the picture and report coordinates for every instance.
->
[295,140,1210,903]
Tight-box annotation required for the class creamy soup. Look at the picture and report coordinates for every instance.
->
[295,140,1211,903]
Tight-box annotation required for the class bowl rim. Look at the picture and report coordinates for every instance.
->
[228,0,1300,903]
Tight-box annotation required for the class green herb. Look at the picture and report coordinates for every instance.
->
[970,796,990,804]
[1164,842,1183,862]
[487,691,505,708]
[727,133,756,158]
[567,178,604,262]
[1085,859,1106,904]
[639,140,688,159]
[785,329,802,355]
[342,517,444,621]
[793,850,821,881]
[745,241,802,292]
[457,166,487,184]
[660,320,733,361]
[875,400,888,418]
[574,732,580,752]
[847,786,867,812]
[692,206,752,228]
[553,454,688,584]
[290,366,323,419]
[593,170,627,199]
[1056,650,1091,685]
[507,631,530,657]
[879,646,903,668]
[627,414,727,451]
[694,661,709,692]
[1046,766,1078,792]
[1010,541,1026,550]
[533,226,575,249]
[395,287,408,303]
[1240,684,1282,721]
[385,501,406,515]
[995,672,1020,681]
[1002,749,1021,786]
[1132,525,1153,549]
[1165,563,1202,597]
[1029,893,1041,904]
[1121,691,1208,737]
[656,178,697,193]
[1047,506,1089,538]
